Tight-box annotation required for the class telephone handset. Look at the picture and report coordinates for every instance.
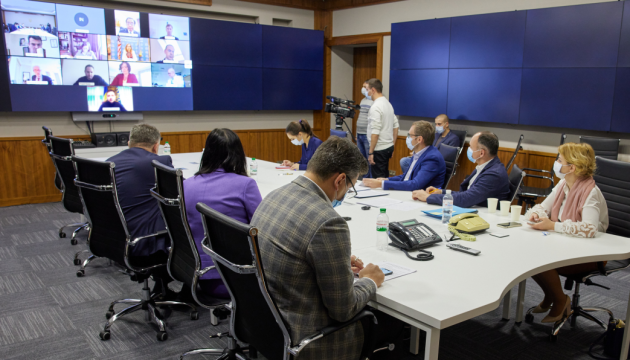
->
[388,219,442,251]
[448,213,490,241]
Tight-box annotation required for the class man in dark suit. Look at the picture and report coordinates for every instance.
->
[31,65,52,85]
[73,65,108,86]
[118,17,140,36]
[413,131,510,208]
[400,114,460,174]
[107,124,171,258]
[156,44,175,63]
[252,137,402,360]
[363,120,446,191]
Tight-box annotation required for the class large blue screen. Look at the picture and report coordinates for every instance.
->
[391,18,450,70]
[262,69,322,110]
[190,19,262,68]
[618,1,630,67]
[262,26,323,71]
[389,69,448,117]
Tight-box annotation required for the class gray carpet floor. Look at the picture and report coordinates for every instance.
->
[0,202,628,359]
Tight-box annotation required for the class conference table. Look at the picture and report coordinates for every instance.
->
[93,151,630,360]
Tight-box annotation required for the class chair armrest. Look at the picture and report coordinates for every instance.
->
[288,310,376,356]
[196,266,215,277]
[130,230,168,246]
[523,174,553,181]
[522,168,551,174]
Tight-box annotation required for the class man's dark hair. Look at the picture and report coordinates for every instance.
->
[28,35,42,42]
[411,120,435,146]
[366,78,383,93]
[477,131,499,157]
[85,64,94,71]
[196,128,248,177]
[307,136,369,180]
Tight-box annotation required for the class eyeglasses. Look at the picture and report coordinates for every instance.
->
[407,134,419,139]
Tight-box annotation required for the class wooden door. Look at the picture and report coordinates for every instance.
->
[351,46,377,141]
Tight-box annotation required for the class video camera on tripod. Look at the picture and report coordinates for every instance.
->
[325,96,360,132]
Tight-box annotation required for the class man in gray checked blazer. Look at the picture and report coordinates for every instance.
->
[252,137,385,360]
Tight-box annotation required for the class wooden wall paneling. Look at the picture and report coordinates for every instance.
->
[352,46,377,140]
[325,0,404,10]
[376,36,383,80]
[326,32,391,47]
[314,9,333,140]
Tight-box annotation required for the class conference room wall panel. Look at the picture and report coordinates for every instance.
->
[390,18,451,70]
[522,2,623,68]
[611,68,630,134]
[449,11,527,69]
[134,88,194,111]
[262,68,323,110]
[447,69,522,124]
[618,1,630,67]
[192,66,262,110]
[189,18,262,68]
[389,69,448,117]
[518,68,616,131]
[10,84,88,112]
[262,26,324,71]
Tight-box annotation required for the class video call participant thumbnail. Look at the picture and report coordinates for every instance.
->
[116,11,140,37]
[148,14,189,41]
[99,88,127,112]
[156,44,175,63]
[165,67,184,87]
[74,64,108,86]
[110,61,138,86]
[26,35,44,56]
[160,24,178,40]
[31,65,52,85]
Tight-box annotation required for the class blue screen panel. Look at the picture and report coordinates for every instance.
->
[611,68,630,133]
[449,11,526,68]
[618,1,630,67]
[389,69,448,117]
[262,69,322,110]
[447,69,522,124]
[391,19,450,70]
[133,87,193,111]
[523,2,623,68]
[262,26,323,71]
[519,68,616,131]
[10,84,88,111]
[190,18,262,68]
[192,66,262,110]
[55,4,106,35]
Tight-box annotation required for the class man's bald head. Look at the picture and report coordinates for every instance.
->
[435,114,450,134]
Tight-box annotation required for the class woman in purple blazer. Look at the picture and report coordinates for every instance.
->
[184,129,262,299]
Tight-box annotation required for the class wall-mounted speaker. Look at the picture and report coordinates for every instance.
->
[91,132,117,147]
[116,132,130,146]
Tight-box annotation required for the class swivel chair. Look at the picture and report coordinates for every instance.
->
[580,136,620,160]
[42,126,62,191]
[507,165,526,203]
[194,203,379,360]
[449,129,468,178]
[438,144,459,190]
[505,135,524,172]
[525,156,630,341]
[150,161,231,357]
[72,156,198,341]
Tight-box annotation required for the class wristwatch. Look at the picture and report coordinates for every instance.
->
[368,153,373,155]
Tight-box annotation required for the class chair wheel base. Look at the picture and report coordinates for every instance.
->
[99,331,110,341]
[76,270,85,277]
[73,258,81,266]
[190,311,199,320]
[70,239,78,245]
[525,313,534,324]
[157,331,168,341]
[105,310,114,319]
[59,232,66,238]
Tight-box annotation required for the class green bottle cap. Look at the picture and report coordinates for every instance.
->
[380,208,386,213]
[252,158,256,160]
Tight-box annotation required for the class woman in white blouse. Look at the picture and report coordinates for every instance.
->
[525,142,608,323]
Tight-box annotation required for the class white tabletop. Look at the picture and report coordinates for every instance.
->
[95,152,630,332]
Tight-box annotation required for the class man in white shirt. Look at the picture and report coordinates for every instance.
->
[366,78,399,179]
[164,67,184,87]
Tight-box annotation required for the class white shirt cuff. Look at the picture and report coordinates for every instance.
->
[554,221,563,233]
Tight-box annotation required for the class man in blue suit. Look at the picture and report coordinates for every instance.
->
[107,124,171,259]
[412,131,510,208]
[363,121,445,191]
[401,114,460,174]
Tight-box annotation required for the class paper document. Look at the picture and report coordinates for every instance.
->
[356,197,402,208]
[383,202,425,211]
[354,190,389,199]
[354,181,372,191]
[377,262,417,281]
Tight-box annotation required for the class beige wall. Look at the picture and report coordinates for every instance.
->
[332,0,630,158]
[1,0,315,138]
[329,46,354,132]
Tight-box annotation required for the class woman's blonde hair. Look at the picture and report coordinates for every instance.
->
[558,142,596,178]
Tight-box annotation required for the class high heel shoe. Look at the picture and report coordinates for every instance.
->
[531,302,552,314]
[541,295,572,323]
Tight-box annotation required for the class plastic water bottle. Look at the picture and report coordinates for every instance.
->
[376,208,389,251]
[250,158,258,176]
[163,141,171,155]
[442,189,453,225]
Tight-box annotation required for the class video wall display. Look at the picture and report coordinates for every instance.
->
[1,0,193,111]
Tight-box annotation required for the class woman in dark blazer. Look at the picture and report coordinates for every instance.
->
[110,61,138,86]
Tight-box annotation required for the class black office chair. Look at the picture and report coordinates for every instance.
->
[525,156,630,341]
[517,133,567,211]
[72,156,197,342]
[449,129,468,177]
[580,136,620,160]
[507,164,526,203]
[149,161,231,358]
[438,144,459,189]
[42,126,62,191]
[196,203,378,360]
[505,135,524,171]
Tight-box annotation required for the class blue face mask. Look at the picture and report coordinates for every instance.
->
[467,147,481,163]
[406,136,415,151]
[291,138,304,146]
[332,177,349,208]
[435,126,444,134]
[361,87,371,100]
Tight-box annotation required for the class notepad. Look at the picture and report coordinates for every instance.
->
[421,206,478,218]
[354,190,390,199]
[356,197,402,208]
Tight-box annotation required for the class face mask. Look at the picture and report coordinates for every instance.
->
[406,136,415,151]
[332,177,349,208]
[291,138,304,146]
[361,87,371,100]
[435,126,444,134]
[467,147,481,163]
[553,161,571,179]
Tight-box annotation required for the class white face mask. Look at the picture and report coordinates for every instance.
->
[553,161,571,179]
[291,138,304,146]
[361,87,371,100]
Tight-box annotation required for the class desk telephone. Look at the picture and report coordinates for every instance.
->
[389,219,441,261]
[447,213,490,242]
